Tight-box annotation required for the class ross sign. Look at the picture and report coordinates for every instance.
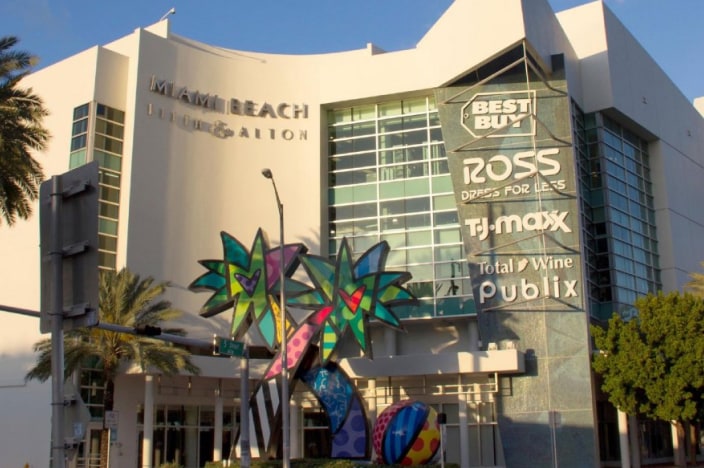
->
[216,337,245,357]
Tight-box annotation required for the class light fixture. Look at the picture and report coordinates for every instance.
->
[261,167,290,468]
[159,7,176,22]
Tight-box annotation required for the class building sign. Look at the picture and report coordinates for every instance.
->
[461,90,536,138]
[435,58,584,314]
[146,76,309,142]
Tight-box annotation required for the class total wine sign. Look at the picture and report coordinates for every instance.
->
[434,69,584,313]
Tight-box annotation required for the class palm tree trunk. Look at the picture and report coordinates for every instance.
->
[99,429,110,468]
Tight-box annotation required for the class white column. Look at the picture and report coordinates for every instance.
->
[368,379,378,461]
[142,374,155,468]
[617,410,630,468]
[628,415,641,467]
[459,393,470,468]
[290,398,300,459]
[672,421,684,467]
[214,380,223,462]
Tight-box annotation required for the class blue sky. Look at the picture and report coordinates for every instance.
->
[1,0,702,103]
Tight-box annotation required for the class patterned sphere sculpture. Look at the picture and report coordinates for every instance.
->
[372,400,441,465]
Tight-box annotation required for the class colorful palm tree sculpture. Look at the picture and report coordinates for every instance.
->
[190,232,415,459]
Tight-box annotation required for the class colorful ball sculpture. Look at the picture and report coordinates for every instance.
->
[372,400,441,465]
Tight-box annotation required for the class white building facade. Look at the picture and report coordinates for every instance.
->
[2,1,703,467]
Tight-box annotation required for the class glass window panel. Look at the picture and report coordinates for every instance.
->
[434,211,459,226]
[434,194,456,211]
[607,177,626,194]
[407,248,432,264]
[71,134,87,151]
[100,185,120,203]
[329,108,351,124]
[406,146,426,162]
[406,230,431,246]
[329,186,353,205]
[381,232,406,250]
[352,136,375,153]
[602,129,622,150]
[406,264,434,281]
[100,203,120,219]
[95,119,124,139]
[379,180,405,199]
[429,143,446,159]
[69,150,87,169]
[403,114,427,130]
[94,150,122,171]
[430,159,450,176]
[352,105,375,121]
[99,251,116,269]
[330,221,354,237]
[378,117,403,134]
[604,144,624,166]
[328,124,351,139]
[354,219,378,235]
[353,184,377,202]
[605,159,625,179]
[353,235,378,253]
[352,120,376,137]
[435,245,463,262]
[435,228,461,244]
[405,213,431,229]
[386,249,407,267]
[404,178,430,197]
[330,139,352,154]
[428,112,440,127]
[379,166,405,181]
[378,133,404,148]
[72,119,88,136]
[99,170,121,188]
[96,104,125,123]
[99,235,118,252]
[395,300,435,319]
[378,101,402,117]
[380,216,404,231]
[609,191,628,211]
[404,129,427,145]
[73,104,89,120]
[432,175,453,192]
[403,97,427,114]
[379,148,407,165]
[99,218,118,236]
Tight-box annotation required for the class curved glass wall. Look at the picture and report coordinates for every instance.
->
[327,97,474,319]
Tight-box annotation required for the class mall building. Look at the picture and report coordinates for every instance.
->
[2,0,704,467]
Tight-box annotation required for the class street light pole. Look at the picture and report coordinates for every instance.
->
[261,168,290,468]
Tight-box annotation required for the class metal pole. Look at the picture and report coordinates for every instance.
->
[240,348,251,468]
[261,168,290,468]
[50,175,66,468]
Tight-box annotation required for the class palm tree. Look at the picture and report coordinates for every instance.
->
[0,35,49,226]
[26,267,200,468]
[686,261,704,297]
